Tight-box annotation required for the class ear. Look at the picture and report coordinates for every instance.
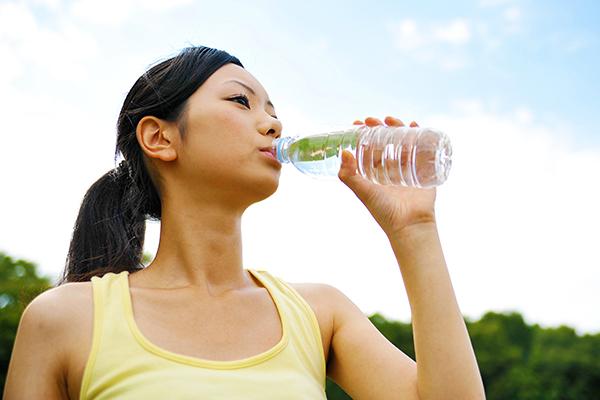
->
[136,116,178,162]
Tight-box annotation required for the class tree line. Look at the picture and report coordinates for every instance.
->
[1,251,599,398]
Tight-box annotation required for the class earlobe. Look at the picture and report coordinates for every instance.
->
[136,116,178,162]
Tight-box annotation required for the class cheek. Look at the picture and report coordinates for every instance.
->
[180,104,260,179]
[188,105,250,145]
[183,124,255,176]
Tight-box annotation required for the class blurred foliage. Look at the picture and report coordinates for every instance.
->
[0,251,52,394]
[1,251,599,398]
[327,312,600,399]
[142,252,153,266]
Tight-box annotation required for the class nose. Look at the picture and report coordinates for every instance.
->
[258,116,282,139]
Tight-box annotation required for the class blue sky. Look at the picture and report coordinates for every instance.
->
[12,0,600,147]
[1,0,599,333]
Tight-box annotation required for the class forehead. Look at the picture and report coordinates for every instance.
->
[202,63,274,109]
[208,64,266,94]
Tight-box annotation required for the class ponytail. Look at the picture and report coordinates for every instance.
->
[58,45,243,284]
[59,161,146,283]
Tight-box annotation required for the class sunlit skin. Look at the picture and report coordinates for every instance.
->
[131,63,284,292]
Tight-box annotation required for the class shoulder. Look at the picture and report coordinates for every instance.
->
[4,281,94,398]
[287,280,346,300]
[26,281,93,317]
[18,281,95,368]
[20,281,93,342]
[288,281,360,316]
[286,281,363,336]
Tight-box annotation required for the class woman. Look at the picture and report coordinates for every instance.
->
[4,46,485,399]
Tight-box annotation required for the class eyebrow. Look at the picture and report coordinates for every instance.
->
[224,80,275,109]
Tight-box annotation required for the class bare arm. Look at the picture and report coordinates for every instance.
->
[4,289,70,399]
[330,115,485,399]
[390,222,484,399]
[326,222,484,399]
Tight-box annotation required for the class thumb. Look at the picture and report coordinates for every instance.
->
[338,150,358,181]
[338,150,372,197]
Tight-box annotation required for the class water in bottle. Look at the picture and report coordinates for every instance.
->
[271,125,452,188]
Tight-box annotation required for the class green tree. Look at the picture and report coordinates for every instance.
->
[467,312,600,400]
[326,311,600,399]
[0,251,53,394]
[467,311,537,398]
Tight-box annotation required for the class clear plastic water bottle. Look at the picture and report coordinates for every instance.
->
[271,125,452,188]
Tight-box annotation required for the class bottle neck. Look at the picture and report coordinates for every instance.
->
[272,136,298,163]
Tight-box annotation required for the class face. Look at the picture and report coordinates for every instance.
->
[168,63,283,208]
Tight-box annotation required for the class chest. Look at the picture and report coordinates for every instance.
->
[66,284,332,400]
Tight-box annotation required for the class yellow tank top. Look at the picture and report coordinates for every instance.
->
[79,269,327,399]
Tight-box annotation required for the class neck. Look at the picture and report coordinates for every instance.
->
[136,197,252,295]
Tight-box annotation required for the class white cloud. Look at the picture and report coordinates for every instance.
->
[69,0,193,25]
[387,5,529,71]
[514,107,533,124]
[450,98,485,114]
[29,0,62,9]
[502,5,523,34]
[389,18,471,50]
[552,32,594,54]
[440,56,470,71]
[503,6,521,22]
[69,0,133,26]
[0,43,22,88]
[0,2,99,83]
[143,0,194,11]
[564,37,589,53]
[0,3,38,40]
[387,18,472,71]
[423,103,600,333]
[434,19,471,45]
[479,0,517,7]
[387,19,424,51]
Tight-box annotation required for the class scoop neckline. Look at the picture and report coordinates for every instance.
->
[119,269,289,369]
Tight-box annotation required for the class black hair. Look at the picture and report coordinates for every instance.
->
[58,46,243,284]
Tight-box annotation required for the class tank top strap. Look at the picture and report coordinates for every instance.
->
[90,271,132,335]
[80,271,139,399]
[247,269,327,385]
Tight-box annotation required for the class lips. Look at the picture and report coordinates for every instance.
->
[260,149,277,160]
[258,146,280,165]
[259,146,275,156]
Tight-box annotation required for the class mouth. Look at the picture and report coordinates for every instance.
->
[259,146,275,158]
[258,146,280,165]
[259,145,274,154]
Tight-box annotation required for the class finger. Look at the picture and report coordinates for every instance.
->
[409,121,419,127]
[364,117,383,127]
[384,116,405,127]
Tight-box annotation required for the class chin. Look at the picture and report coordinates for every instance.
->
[235,173,280,205]
[254,175,280,200]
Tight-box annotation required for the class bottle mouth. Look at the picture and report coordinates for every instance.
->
[271,136,296,163]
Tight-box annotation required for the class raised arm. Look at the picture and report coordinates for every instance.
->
[328,116,485,399]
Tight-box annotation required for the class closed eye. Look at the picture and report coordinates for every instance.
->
[229,93,279,119]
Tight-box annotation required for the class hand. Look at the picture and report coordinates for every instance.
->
[338,116,437,238]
